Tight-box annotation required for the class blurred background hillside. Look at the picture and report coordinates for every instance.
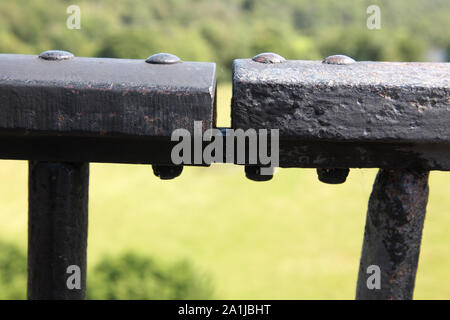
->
[1,0,449,81]
[0,0,449,299]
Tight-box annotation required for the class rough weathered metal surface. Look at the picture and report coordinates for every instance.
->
[232,59,450,169]
[356,169,429,300]
[232,59,450,142]
[28,161,89,300]
[278,140,450,169]
[0,54,216,139]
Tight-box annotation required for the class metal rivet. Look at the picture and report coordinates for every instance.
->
[322,54,355,65]
[317,168,350,184]
[319,56,353,183]
[252,52,286,64]
[245,166,273,182]
[39,50,74,61]
[152,165,183,180]
[145,53,181,65]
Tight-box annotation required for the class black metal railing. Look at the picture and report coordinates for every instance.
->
[0,50,449,299]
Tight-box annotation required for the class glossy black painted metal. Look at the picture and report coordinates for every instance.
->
[245,165,273,181]
[28,161,89,300]
[152,165,183,180]
[316,168,349,184]
[0,54,216,165]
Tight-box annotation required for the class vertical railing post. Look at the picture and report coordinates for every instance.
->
[356,169,429,300]
[27,161,89,300]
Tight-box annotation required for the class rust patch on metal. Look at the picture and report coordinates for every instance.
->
[356,169,429,300]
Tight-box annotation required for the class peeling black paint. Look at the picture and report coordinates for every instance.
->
[356,169,429,300]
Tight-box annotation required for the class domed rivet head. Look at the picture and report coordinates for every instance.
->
[252,52,286,64]
[152,165,183,180]
[245,166,273,182]
[145,53,181,65]
[317,168,350,184]
[322,54,355,65]
[39,50,74,61]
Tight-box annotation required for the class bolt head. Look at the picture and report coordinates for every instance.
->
[252,52,286,64]
[317,168,350,184]
[152,165,183,180]
[39,50,74,61]
[322,55,355,65]
[146,53,181,65]
[245,166,273,182]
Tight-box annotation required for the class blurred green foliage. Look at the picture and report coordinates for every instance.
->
[0,241,27,299]
[88,253,213,300]
[0,240,213,300]
[0,0,448,81]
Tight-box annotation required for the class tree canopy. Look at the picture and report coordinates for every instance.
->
[0,0,448,81]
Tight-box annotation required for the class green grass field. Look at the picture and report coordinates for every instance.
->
[0,85,449,299]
